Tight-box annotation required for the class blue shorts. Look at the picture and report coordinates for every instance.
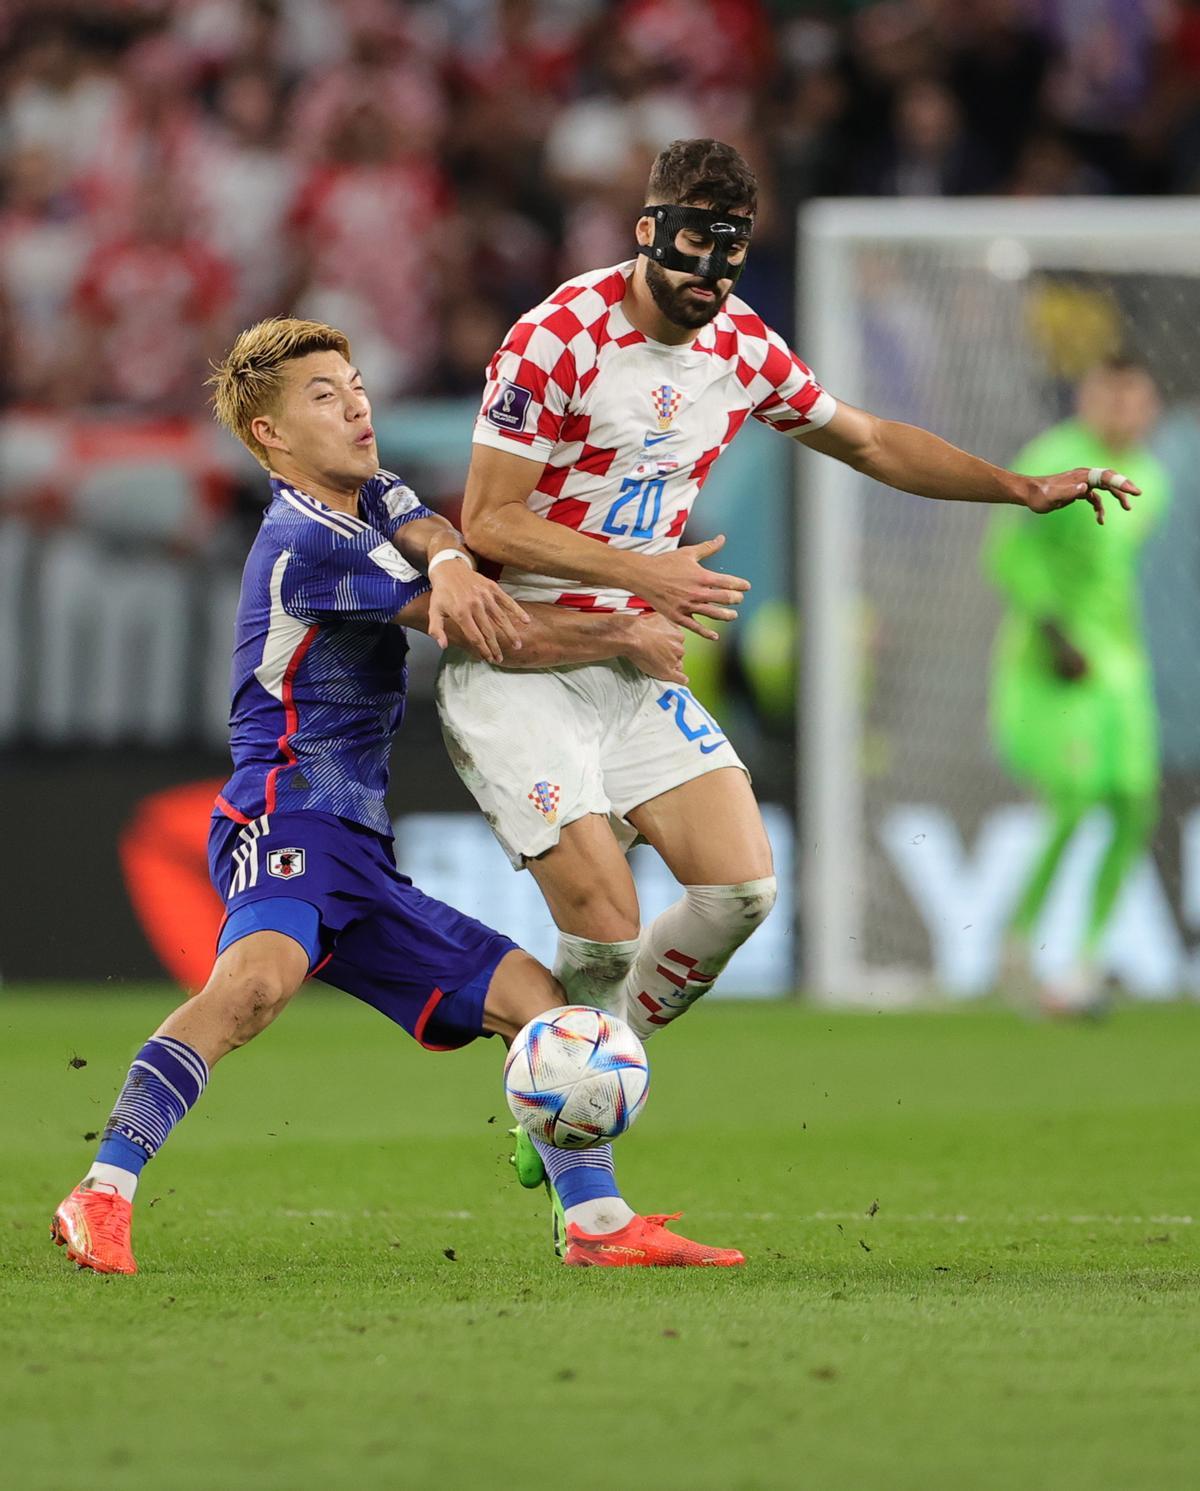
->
[207,810,518,1051]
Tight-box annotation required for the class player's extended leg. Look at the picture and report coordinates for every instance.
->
[616,767,777,1038]
[1008,791,1089,946]
[488,951,743,1267]
[52,926,313,1274]
[526,813,643,1015]
[483,947,635,1238]
[1083,790,1158,958]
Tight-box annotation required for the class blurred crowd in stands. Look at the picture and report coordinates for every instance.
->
[2,0,1198,416]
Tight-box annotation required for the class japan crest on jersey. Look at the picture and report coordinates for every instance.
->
[267,847,306,879]
[651,383,684,431]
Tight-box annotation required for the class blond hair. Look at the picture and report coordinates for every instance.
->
[208,317,351,469]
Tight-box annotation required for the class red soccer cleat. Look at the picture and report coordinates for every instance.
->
[51,1186,137,1275]
[563,1211,745,1267]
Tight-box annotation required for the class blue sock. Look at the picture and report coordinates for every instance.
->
[94,1036,210,1176]
[531,1138,621,1208]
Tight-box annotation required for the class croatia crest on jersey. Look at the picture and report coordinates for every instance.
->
[651,383,683,431]
[527,780,560,824]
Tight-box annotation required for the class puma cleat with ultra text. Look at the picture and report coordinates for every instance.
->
[563,1211,745,1268]
[51,1185,137,1274]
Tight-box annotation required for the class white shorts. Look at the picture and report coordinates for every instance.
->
[435,651,747,868]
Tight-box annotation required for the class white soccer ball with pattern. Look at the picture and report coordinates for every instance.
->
[504,1005,649,1149]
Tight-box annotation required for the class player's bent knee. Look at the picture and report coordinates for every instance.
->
[735,874,778,929]
[202,935,309,1045]
[551,890,639,943]
[219,969,298,1043]
[686,875,778,945]
[482,949,564,1043]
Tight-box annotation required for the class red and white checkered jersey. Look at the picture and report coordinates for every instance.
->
[472,259,836,611]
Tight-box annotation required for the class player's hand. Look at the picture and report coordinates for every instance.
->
[428,559,531,664]
[1041,620,1088,682]
[632,536,751,642]
[1025,468,1140,526]
[619,611,688,685]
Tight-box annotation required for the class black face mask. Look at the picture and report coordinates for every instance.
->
[636,204,753,285]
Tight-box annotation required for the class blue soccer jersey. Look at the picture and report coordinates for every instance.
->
[215,471,434,836]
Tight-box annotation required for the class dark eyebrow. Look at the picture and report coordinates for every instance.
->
[303,367,363,390]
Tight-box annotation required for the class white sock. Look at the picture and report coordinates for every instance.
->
[622,877,778,1039]
[81,1161,138,1202]
[553,931,640,1016]
[563,1197,636,1235]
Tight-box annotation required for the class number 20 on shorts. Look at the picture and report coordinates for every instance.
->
[657,686,728,754]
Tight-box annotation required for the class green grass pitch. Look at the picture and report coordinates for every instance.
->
[3,987,1199,1491]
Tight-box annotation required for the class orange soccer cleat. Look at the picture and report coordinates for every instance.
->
[563,1211,745,1268]
[51,1186,137,1275]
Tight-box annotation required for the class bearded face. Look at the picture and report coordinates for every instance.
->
[643,256,733,329]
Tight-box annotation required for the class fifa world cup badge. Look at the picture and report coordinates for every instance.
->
[267,848,306,879]
[486,378,532,431]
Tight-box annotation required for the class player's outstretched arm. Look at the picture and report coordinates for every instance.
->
[395,593,687,683]
[392,513,531,663]
[803,402,1139,524]
[462,444,749,641]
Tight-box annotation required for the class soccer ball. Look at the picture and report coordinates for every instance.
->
[504,1005,649,1150]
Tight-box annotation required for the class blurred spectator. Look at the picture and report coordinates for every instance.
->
[544,33,703,274]
[3,0,1200,418]
[450,0,579,163]
[286,97,451,397]
[442,176,557,325]
[2,21,120,187]
[82,34,210,232]
[172,0,346,89]
[0,146,91,405]
[433,294,512,396]
[772,64,851,210]
[194,65,298,321]
[287,0,446,163]
[1008,129,1111,196]
[1038,0,1159,181]
[613,0,773,135]
[947,0,1052,181]
[67,178,233,411]
[856,77,996,197]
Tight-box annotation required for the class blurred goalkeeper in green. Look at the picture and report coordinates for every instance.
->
[985,358,1170,1012]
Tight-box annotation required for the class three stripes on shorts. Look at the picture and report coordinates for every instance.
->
[229,815,270,896]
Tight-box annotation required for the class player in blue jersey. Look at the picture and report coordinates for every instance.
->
[51,316,745,1273]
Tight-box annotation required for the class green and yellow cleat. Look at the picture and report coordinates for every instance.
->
[509,1126,566,1260]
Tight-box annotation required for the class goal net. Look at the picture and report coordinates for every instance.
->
[797,200,1200,1004]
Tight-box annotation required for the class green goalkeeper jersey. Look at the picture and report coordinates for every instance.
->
[983,419,1170,798]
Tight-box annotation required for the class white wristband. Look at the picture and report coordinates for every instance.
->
[428,547,475,574]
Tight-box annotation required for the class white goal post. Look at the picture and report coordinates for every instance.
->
[797,199,1200,1005]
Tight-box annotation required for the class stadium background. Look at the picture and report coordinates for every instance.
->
[2,0,1198,995]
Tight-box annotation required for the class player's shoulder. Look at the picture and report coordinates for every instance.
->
[504,262,633,356]
[706,295,815,386]
[362,468,424,522]
[717,292,782,348]
[266,480,373,555]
